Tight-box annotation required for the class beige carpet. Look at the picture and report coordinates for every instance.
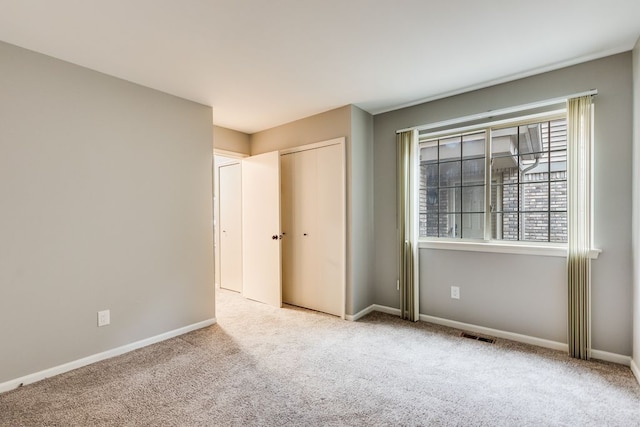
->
[1,289,639,426]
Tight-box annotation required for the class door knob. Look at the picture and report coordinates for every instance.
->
[272,235,278,240]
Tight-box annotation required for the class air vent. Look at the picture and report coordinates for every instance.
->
[460,332,495,344]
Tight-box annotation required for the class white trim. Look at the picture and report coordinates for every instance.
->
[631,359,640,384]
[372,304,402,317]
[397,90,597,134]
[0,318,216,394]
[420,314,569,352]
[213,148,249,158]
[279,137,344,155]
[418,109,566,140]
[418,240,601,259]
[345,305,376,321]
[590,350,631,366]
[345,304,401,321]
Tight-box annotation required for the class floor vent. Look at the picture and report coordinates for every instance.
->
[460,332,495,344]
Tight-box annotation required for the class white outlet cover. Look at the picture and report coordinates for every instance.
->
[451,286,460,299]
[98,310,110,327]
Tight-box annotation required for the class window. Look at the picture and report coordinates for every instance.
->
[418,113,567,243]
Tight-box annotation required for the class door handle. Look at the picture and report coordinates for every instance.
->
[272,234,284,240]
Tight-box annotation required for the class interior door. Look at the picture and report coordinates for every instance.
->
[241,151,282,307]
[219,163,242,292]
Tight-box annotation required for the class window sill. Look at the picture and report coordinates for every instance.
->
[418,240,601,259]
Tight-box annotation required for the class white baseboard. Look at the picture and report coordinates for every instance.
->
[630,359,640,384]
[590,349,631,366]
[357,306,631,366]
[0,318,216,394]
[419,313,569,352]
[346,304,401,321]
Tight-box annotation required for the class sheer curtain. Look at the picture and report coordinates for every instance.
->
[567,95,594,359]
[397,130,419,321]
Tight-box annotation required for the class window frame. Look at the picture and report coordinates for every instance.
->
[416,109,592,257]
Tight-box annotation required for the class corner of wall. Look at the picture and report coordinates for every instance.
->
[632,36,640,381]
[213,125,251,156]
[348,105,376,314]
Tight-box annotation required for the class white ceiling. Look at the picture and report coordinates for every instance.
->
[1,1,639,134]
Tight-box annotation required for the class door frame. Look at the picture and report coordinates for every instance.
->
[280,137,347,320]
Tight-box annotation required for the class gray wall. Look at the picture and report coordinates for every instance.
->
[349,106,375,314]
[251,106,351,155]
[213,125,250,155]
[250,105,375,315]
[633,39,640,367]
[374,53,634,355]
[0,41,215,383]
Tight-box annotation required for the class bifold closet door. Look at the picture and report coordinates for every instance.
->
[281,149,318,309]
[281,144,344,317]
[312,143,343,316]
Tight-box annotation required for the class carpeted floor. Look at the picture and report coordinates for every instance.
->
[1,289,640,426]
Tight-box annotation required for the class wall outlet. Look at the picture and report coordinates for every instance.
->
[97,310,110,327]
[450,286,460,300]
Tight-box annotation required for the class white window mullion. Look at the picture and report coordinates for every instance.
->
[484,127,492,241]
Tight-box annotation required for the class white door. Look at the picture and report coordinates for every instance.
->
[242,151,282,307]
[314,143,344,316]
[281,143,344,317]
[219,163,242,293]
[281,149,317,308]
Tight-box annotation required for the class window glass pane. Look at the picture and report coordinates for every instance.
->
[549,150,567,175]
[546,119,567,152]
[439,214,461,238]
[420,114,568,244]
[461,213,484,239]
[499,184,519,212]
[492,126,518,158]
[520,182,549,212]
[439,187,461,213]
[550,181,567,211]
[462,159,484,184]
[424,187,438,212]
[462,185,484,213]
[423,214,439,238]
[439,136,461,161]
[420,140,438,163]
[518,123,545,157]
[550,212,568,243]
[521,212,549,242]
[521,168,549,182]
[424,163,438,188]
[462,132,485,159]
[439,161,461,187]
[427,214,439,237]
[492,212,519,241]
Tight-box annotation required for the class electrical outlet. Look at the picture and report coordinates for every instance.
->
[450,286,460,300]
[97,310,110,327]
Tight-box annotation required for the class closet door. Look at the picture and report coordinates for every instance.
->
[280,154,298,304]
[313,143,344,316]
[281,149,317,308]
[281,142,344,317]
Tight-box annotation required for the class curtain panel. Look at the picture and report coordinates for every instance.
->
[397,130,419,321]
[567,95,594,360]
